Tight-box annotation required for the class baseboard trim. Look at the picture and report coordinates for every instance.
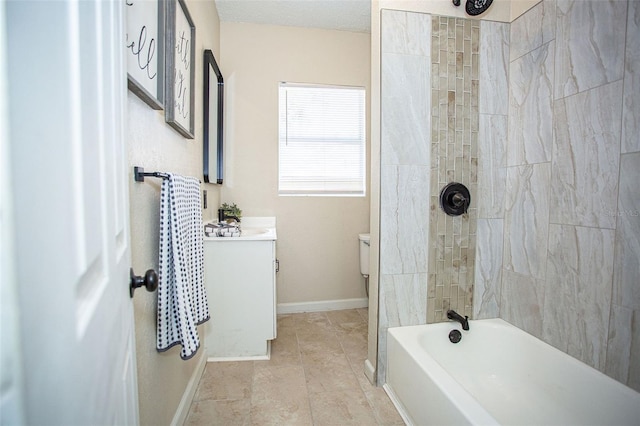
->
[207,342,272,362]
[170,351,207,426]
[276,298,369,314]
[364,358,376,385]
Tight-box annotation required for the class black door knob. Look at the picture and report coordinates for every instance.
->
[130,268,158,298]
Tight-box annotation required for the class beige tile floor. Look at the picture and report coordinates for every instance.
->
[184,309,404,425]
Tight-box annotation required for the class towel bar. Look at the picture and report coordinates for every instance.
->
[134,166,170,182]
[134,166,201,183]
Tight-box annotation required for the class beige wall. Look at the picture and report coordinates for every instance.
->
[219,22,371,305]
[127,1,221,424]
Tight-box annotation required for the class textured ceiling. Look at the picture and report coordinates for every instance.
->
[214,0,371,33]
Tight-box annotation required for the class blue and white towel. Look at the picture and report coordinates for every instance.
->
[156,174,209,360]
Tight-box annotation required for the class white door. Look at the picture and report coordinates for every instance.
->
[3,0,139,424]
[0,1,24,423]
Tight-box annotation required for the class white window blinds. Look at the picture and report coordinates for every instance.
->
[278,82,366,196]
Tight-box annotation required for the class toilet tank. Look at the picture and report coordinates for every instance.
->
[358,233,370,277]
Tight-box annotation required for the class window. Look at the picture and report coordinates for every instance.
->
[278,82,366,196]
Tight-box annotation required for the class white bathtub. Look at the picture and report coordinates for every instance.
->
[385,318,640,426]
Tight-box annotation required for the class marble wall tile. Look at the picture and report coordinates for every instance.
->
[622,0,640,154]
[479,21,509,115]
[474,219,503,319]
[379,10,432,385]
[508,41,554,166]
[377,273,428,384]
[478,114,507,218]
[380,274,429,327]
[380,165,430,275]
[503,163,550,280]
[605,304,640,392]
[510,0,544,61]
[541,0,557,45]
[509,0,557,60]
[381,53,431,165]
[612,153,640,311]
[500,270,545,339]
[554,0,626,99]
[543,224,615,370]
[550,81,623,229]
[498,0,637,392]
[381,10,431,56]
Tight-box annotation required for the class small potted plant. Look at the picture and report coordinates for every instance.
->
[219,202,242,223]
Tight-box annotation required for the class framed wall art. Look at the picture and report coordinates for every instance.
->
[165,0,195,139]
[125,0,164,109]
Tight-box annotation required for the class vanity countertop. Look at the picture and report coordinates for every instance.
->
[204,216,277,242]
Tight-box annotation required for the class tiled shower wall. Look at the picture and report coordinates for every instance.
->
[427,16,480,323]
[378,9,432,384]
[380,0,639,391]
[378,10,501,383]
[474,18,509,319]
[473,0,640,392]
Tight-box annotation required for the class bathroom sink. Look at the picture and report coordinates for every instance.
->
[204,226,276,241]
[240,228,268,237]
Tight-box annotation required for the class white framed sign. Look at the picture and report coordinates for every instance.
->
[125,0,164,110]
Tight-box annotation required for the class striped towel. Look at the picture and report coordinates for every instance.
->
[156,174,210,360]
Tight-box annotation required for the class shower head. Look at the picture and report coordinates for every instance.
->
[466,0,494,16]
[451,0,494,16]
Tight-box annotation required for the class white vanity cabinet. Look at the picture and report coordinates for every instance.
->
[203,224,277,360]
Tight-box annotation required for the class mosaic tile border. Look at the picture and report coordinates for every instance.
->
[428,16,479,323]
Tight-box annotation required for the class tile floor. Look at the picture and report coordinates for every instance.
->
[184,309,404,425]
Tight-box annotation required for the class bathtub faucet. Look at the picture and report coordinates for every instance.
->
[447,310,469,331]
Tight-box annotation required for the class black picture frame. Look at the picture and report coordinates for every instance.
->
[165,0,195,139]
[203,49,224,184]
[125,0,165,109]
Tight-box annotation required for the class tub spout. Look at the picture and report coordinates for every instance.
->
[447,310,469,330]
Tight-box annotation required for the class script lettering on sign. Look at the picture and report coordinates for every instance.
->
[125,0,163,109]
[165,0,195,138]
